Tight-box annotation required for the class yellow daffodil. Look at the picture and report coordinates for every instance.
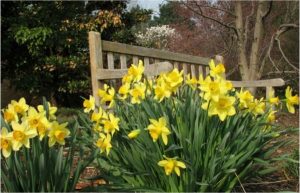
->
[158,156,186,176]
[98,84,109,98]
[37,102,57,120]
[147,117,171,145]
[11,97,29,115]
[129,83,146,104]
[209,59,225,78]
[118,83,130,100]
[36,118,51,140]
[186,74,198,90]
[0,127,12,158]
[128,60,144,82]
[102,113,120,135]
[26,107,50,140]
[93,123,103,132]
[268,89,280,106]
[267,110,276,123]
[2,104,18,123]
[83,95,95,113]
[164,69,183,93]
[27,107,44,128]
[236,88,254,109]
[248,98,266,115]
[96,133,112,155]
[91,107,107,123]
[48,122,70,147]
[205,95,236,121]
[98,85,115,108]
[128,129,141,139]
[154,81,171,102]
[8,121,37,151]
[199,76,228,102]
[285,86,299,114]
[122,74,133,84]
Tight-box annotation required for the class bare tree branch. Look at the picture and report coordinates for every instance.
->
[182,2,238,36]
[276,36,299,71]
[262,1,273,21]
[266,71,299,76]
[194,2,236,18]
[259,23,299,75]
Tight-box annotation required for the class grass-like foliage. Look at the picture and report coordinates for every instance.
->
[80,60,298,192]
[1,98,97,192]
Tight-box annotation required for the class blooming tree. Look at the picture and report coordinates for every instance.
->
[135,25,176,49]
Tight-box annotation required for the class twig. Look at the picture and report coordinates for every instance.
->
[194,2,236,17]
[235,172,246,193]
[276,36,299,71]
[183,2,238,36]
[242,179,289,186]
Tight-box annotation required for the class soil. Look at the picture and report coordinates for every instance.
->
[235,111,299,192]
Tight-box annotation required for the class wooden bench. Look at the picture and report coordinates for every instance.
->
[88,31,284,104]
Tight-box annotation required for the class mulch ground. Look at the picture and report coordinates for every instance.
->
[235,111,299,192]
[76,111,299,192]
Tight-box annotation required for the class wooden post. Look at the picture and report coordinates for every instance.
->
[144,57,150,66]
[88,31,103,105]
[107,52,115,87]
[133,56,139,64]
[182,63,188,75]
[266,86,275,110]
[191,65,196,78]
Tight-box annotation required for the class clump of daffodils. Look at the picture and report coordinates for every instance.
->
[1,98,70,158]
[83,59,299,177]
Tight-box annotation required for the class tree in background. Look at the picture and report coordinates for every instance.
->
[155,1,298,94]
[1,1,153,107]
[135,25,175,49]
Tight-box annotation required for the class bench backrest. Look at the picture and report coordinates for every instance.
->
[88,31,284,103]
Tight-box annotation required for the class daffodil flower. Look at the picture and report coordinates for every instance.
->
[147,117,171,145]
[236,88,254,109]
[248,98,266,115]
[96,133,112,155]
[128,129,141,139]
[209,59,225,78]
[118,83,131,100]
[163,68,183,93]
[268,89,280,106]
[0,127,12,158]
[98,84,115,108]
[8,121,37,151]
[285,86,299,114]
[129,83,146,104]
[37,102,57,120]
[83,95,95,113]
[11,97,29,115]
[102,113,120,135]
[267,110,277,123]
[154,81,171,102]
[199,76,230,102]
[128,60,144,82]
[48,121,70,147]
[205,95,236,121]
[158,156,186,176]
[185,74,198,90]
[2,104,18,123]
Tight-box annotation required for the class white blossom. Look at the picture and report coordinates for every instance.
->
[135,25,176,49]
